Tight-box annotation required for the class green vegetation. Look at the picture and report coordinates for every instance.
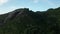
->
[0,7,60,34]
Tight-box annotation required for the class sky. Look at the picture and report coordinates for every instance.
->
[0,0,60,14]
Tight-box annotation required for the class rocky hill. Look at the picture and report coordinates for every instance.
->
[0,7,60,34]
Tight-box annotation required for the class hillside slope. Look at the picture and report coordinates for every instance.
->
[0,7,60,34]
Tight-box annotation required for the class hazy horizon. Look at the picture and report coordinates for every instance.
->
[0,0,60,14]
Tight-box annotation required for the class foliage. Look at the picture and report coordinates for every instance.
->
[0,7,60,34]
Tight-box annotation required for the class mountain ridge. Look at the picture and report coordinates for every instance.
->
[0,7,60,34]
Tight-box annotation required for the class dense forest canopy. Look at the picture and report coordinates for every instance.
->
[0,7,60,34]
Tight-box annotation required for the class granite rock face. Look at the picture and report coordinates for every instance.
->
[4,8,30,23]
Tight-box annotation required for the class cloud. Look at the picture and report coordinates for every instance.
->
[32,0,39,3]
[0,0,8,5]
[42,0,55,5]
[32,0,55,5]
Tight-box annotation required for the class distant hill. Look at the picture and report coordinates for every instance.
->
[0,7,60,34]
